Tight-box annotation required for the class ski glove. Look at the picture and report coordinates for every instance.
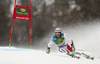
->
[71,46,75,51]
[71,40,75,51]
[46,47,50,54]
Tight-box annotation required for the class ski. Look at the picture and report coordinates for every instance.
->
[75,56,94,60]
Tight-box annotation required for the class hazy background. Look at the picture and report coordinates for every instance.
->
[0,0,100,58]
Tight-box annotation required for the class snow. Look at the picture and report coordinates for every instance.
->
[67,0,81,14]
[61,21,100,59]
[44,0,55,6]
[0,46,100,64]
[10,0,21,15]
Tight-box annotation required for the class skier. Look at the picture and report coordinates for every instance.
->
[46,28,94,60]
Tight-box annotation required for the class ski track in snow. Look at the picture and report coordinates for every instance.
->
[0,46,100,64]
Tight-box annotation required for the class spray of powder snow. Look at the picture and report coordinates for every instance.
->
[62,20,100,59]
[38,19,100,59]
[10,0,21,15]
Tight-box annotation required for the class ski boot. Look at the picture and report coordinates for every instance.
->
[85,55,94,60]
[86,55,91,59]
[70,54,80,59]
[82,53,94,60]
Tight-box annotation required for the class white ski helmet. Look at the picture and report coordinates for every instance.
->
[55,28,61,33]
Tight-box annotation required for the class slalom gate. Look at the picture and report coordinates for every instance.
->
[9,0,32,49]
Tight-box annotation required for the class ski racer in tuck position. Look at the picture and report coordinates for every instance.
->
[46,28,94,60]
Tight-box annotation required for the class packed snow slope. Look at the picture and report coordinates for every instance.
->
[0,47,99,64]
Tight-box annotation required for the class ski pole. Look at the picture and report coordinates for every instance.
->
[76,49,95,52]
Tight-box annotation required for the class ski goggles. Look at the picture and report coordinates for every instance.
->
[55,32,61,35]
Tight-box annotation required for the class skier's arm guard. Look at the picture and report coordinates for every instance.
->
[46,47,50,54]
